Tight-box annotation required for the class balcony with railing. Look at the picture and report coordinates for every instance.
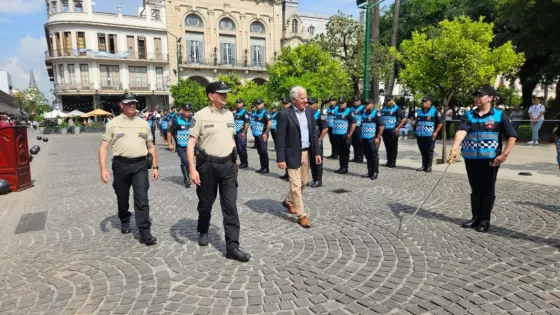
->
[180,57,268,70]
[45,49,169,62]
[100,82,123,90]
[55,83,95,92]
[129,83,151,91]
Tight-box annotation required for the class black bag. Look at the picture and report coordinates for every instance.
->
[146,153,153,169]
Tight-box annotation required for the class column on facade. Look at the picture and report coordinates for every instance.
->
[148,64,156,92]
[208,11,216,67]
[68,0,74,11]
[268,17,275,64]
[240,15,246,67]
[121,62,129,91]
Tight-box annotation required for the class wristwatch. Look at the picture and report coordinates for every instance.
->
[152,166,159,170]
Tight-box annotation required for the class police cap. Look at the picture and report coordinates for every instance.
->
[353,95,361,102]
[254,99,264,105]
[282,98,291,104]
[180,103,192,110]
[472,86,497,97]
[308,97,318,105]
[365,99,375,105]
[421,96,432,102]
[338,97,347,104]
[385,95,395,101]
[236,98,244,104]
[205,81,232,94]
[122,92,138,103]
[329,96,336,101]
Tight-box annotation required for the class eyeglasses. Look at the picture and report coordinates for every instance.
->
[123,102,138,106]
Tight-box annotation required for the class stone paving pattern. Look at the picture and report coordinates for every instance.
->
[0,133,559,315]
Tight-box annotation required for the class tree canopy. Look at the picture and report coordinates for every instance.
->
[169,79,208,112]
[14,89,51,119]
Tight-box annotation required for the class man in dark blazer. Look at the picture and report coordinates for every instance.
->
[275,86,321,228]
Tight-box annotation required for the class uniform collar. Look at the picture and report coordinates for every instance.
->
[420,106,432,113]
[210,105,226,113]
[474,106,495,117]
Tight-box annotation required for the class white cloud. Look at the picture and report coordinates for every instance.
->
[0,18,13,23]
[0,0,44,14]
[0,35,52,94]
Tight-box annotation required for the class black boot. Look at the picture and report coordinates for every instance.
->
[311,168,323,188]
[425,155,433,173]
[120,221,131,234]
[371,158,379,180]
[362,157,374,178]
[309,164,318,187]
[351,152,358,162]
[140,232,157,246]
[238,153,248,169]
[417,156,426,171]
[340,155,349,174]
[477,195,493,232]
[181,165,191,188]
[279,170,289,180]
[462,194,481,228]
[198,233,209,246]
[226,248,251,262]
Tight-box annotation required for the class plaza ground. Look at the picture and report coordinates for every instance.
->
[0,132,559,315]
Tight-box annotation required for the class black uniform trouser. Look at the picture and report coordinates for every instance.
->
[112,158,151,234]
[465,159,499,221]
[333,134,351,168]
[196,158,240,251]
[271,129,277,146]
[382,129,399,163]
[235,132,248,164]
[310,142,324,180]
[351,127,363,155]
[362,138,379,173]
[416,136,436,162]
[255,135,269,169]
[150,127,156,144]
[328,128,338,155]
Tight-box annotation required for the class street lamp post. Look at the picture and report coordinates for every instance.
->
[167,31,182,81]
[359,0,386,101]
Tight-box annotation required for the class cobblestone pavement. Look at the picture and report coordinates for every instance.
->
[0,133,559,315]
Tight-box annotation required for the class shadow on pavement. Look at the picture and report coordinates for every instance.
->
[388,202,560,249]
[499,162,560,176]
[161,175,185,186]
[100,214,122,233]
[244,199,297,224]
[170,218,226,252]
[518,201,560,214]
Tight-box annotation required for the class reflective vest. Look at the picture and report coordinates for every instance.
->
[174,116,192,148]
[161,114,170,130]
[270,111,279,130]
[148,116,157,128]
[251,110,267,137]
[361,110,378,139]
[381,105,399,130]
[234,109,247,133]
[326,105,339,128]
[415,107,437,137]
[352,105,365,127]
[332,107,352,135]
[461,109,503,160]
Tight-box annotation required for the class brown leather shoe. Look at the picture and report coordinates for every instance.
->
[298,216,311,228]
[282,201,297,214]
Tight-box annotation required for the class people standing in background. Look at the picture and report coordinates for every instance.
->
[509,105,524,133]
[527,96,545,145]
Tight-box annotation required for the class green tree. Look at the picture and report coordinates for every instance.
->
[496,85,522,106]
[14,89,51,119]
[169,79,207,112]
[394,16,524,157]
[236,81,271,110]
[266,42,352,103]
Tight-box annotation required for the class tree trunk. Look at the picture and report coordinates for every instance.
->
[386,0,401,96]
[371,3,381,105]
[353,76,361,97]
[540,79,560,143]
[520,79,538,108]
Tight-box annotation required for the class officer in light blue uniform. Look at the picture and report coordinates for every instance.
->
[167,103,194,188]
[307,98,329,187]
[269,105,280,148]
[351,96,366,163]
[381,95,407,167]
[251,99,272,174]
[326,96,339,159]
[414,96,443,172]
[332,97,356,174]
[361,99,384,180]
[449,86,517,233]
[160,110,171,146]
[233,99,250,169]
[147,109,158,145]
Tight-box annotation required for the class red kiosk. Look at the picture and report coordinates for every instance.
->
[0,126,33,192]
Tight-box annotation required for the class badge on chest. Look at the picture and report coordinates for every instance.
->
[485,119,495,129]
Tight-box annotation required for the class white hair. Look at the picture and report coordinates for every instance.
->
[290,86,306,100]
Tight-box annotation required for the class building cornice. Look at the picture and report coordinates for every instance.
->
[44,21,166,33]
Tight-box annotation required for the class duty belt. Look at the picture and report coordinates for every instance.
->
[204,154,233,164]
[113,155,147,164]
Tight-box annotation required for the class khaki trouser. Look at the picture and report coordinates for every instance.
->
[284,150,309,218]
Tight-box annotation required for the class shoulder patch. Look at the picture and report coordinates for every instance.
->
[376,112,381,117]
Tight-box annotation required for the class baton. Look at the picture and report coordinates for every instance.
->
[397,156,457,236]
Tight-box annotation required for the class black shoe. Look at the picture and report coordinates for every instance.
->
[371,173,378,180]
[351,156,358,162]
[327,154,339,160]
[356,156,364,163]
[238,163,248,169]
[139,233,157,246]
[306,181,314,187]
[258,168,269,174]
[388,162,396,168]
[185,177,191,188]
[279,173,289,180]
[226,248,251,262]
[334,167,343,174]
[339,168,348,174]
[461,217,479,228]
[198,233,209,246]
[416,166,426,171]
[121,222,131,234]
[311,180,322,188]
[425,166,432,173]
[361,173,373,178]
[476,220,490,233]
[383,161,391,167]
[255,168,263,173]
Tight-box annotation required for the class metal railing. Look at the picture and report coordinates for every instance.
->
[55,83,95,91]
[129,84,151,91]
[45,49,169,61]
[181,57,267,68]
[100,83,123,90]
[154,84,167,91]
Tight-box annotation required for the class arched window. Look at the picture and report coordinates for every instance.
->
[250,21,265,33]
[292,19,298,33]
[308,26,315,36]
[185,14,203,27]
[219,17,236,31]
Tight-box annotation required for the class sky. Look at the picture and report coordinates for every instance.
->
[0,0,393,96]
